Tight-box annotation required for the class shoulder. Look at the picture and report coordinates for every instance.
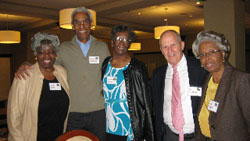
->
[54,64,67,75]
[129,58,148,73]
[58,41,74,54]
[186,56,207,74]
[92,37,108,48]
[186,56,202,67]
[152,65,167,77]
[11,64,39,86]
[103,56,111,65]
[131,58,145,67]
[229,65,250,81]
[26,63,40,79]
[60,40,72,48]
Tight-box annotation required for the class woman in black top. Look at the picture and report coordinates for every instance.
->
[7,32,70,141]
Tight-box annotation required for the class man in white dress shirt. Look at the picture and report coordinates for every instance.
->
[151,30,207,141]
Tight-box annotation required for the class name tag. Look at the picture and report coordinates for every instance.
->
[49,83,62,91]
[208,100,219,113]
[188,86,202,97]
[107,76,117,85]
[89,56,99,64]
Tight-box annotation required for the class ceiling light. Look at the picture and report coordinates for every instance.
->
[154,8,180,39]
[59,8,96,30]
[138,12,142,15]
[196,1,201,5]
[0,15,21,44]
[129,43,141,51]
[154,26,180,39]
[0,30,21,44]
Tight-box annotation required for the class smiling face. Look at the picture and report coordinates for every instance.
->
[36,44,56,70]
[160,31,184,66]
[199,41,225,74]
[72,12,91,43]
[111,31,130,57]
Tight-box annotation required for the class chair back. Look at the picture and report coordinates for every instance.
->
[56,130,99,141]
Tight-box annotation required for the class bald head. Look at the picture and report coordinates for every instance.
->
[159,30,184,65]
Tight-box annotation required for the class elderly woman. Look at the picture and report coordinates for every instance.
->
[7,33,70,141]
[192,30,250,140]
[101,24,154,141]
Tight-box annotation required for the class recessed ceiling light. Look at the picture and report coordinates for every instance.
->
[196,1,201,5]
[138,12,142,15]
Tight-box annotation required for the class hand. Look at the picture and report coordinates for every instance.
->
[14,62,34,80]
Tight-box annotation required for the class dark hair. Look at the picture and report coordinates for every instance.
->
[111,24,135,43]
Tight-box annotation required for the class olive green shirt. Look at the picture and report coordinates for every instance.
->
[56,35,110,113]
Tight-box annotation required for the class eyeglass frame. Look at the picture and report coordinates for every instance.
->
[113,36,131,44]
[198,49,222,58]
[72,19,91,27]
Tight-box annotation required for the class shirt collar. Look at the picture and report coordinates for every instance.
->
[168,54,186,69]
[75,35,92,46]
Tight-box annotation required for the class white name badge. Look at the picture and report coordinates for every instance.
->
[188,86,202,97]
[89,56,99,64]
[107,76,117,85]
[49,83,62,91]
[208,100,219,113]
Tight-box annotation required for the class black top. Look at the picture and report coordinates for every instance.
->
[37,78,69,141]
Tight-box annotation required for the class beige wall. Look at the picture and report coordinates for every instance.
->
[204,0,245,71]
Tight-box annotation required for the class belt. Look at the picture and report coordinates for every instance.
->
[174,132,195,139]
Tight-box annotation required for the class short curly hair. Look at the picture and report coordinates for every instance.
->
[111,24,135,43]
[192,30,231,59]
[31,32,60,56]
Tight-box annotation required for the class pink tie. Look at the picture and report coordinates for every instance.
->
[171,65,185,141]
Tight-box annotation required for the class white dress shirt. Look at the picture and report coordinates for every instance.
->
[163,55,195,134]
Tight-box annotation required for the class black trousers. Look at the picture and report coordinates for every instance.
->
[66,109,106,141]
[106,133,127,141]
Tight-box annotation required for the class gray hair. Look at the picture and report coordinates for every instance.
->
[159,30,182,48]
[71,7,92,23]
[192,30,231,59]
[31,32,60,56]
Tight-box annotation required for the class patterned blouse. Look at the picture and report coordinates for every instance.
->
[103,61,134,141]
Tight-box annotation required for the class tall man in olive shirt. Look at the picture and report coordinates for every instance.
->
[15,7,110,140]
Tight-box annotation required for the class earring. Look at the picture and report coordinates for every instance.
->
[201,64,203,68]
[35,57,37,60]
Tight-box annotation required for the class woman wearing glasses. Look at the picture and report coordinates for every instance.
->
[101,24,154,141]
[192,30,250,140]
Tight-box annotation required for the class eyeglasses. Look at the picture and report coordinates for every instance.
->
[113,36,131,44]
[198,49,222,58]
[37,49,56,56]
[73,19,90,26]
